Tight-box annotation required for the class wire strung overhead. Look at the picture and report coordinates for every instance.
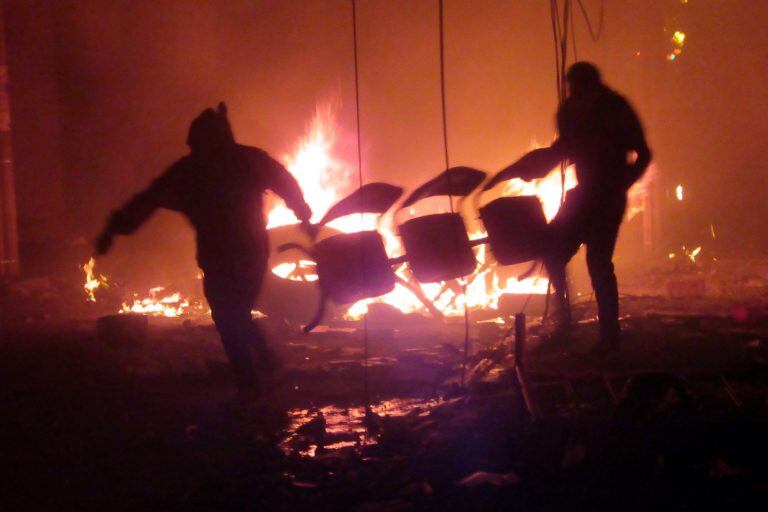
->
[551,0,604,98]
[577,0,604,42]
[544,0,606,322]
[550,0,571,103]
[346,1,607,392]
[437,0,472,389]
[548,0,572,321]
[350,0,371,416]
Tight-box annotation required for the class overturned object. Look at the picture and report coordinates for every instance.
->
[314,231,395,304]
[479,196,547,265]
[400,213,476,282]
[278,183,404,332]
[397,166,486,283]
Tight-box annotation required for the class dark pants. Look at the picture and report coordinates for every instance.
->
[202,258,268,388]
[543,186,625,339]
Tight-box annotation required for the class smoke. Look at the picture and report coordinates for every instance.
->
[5,0,768,281]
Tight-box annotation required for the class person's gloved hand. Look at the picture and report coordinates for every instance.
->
[94,230,114,256]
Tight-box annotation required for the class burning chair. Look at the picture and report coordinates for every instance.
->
[277,183,403,332]
[279,168,489,332]
[395,167,486,283]
[280,162,560,332]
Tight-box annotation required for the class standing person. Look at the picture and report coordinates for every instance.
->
[494,62,651,352]
[95,103,312,390]
[546,62,652,351]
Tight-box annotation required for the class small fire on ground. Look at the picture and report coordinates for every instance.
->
[81,259,195,317]
[120,287,191,318]
[82,257,107,302]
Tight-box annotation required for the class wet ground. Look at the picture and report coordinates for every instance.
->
[2,294,768,510]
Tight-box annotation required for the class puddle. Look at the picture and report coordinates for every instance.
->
[280,397,442,458]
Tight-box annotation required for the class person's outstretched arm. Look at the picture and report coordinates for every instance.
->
[94,161,183,255]
[254,149,312,224]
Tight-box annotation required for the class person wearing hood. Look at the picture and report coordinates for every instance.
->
[95,103,312,392]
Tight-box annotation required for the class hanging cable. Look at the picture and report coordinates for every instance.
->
[438,0,451,173]
[437,0,471,389]
[350,0,371,417]
[570,0,578,61]
[561,0,570,98]
[545,0,605,324]
[558,0,570,208]
[545,0,573,324]
[576,0,604,42]
[549,0,563,100]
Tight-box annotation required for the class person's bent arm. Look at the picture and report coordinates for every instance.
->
[618,99,652,187]
[549,138,570,162]
[94,163,182,255]
[260,151,312,224]
[627,139,652,186]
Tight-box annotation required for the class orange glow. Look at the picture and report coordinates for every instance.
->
[500,165,577,222]
[267,104,355,230]
[120,287,191,318]
[82,259,191,318]
[272,260,319,282]
[268,105,586,321]
[82,257,108,302]
[684,245,702,263]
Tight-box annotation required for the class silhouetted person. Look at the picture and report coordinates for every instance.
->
[546,62,651,351]
[95,103,312,390]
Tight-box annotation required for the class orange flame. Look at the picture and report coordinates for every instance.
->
[268,105,595,321]
[81,259,191,318]
[268,105,354,229]
[82,257,108,302]
[120,287,191,318]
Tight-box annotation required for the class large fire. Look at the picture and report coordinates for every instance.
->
[266,107,581,320]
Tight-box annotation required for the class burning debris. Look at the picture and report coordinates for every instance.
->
[80,260,198,319]
[120,287,192,318]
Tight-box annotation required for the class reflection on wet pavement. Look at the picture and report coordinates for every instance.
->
[280,397,442,457]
